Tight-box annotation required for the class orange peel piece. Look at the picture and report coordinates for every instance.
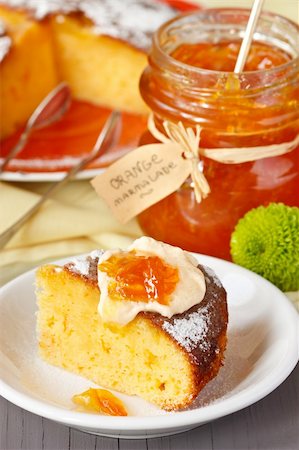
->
[72,388,128,416]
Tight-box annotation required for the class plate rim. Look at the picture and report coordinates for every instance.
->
[0,167,104,182]
[0,253,298,432]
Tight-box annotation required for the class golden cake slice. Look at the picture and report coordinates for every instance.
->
[0,6,58,138]
[0,0,176,139]
[36,237,228,411]
[50,14,148,115]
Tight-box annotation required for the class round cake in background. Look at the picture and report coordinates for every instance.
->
[0,0,177,139]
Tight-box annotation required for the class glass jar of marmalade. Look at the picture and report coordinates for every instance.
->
[138,8,299,260]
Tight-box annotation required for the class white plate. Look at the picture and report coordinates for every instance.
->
[0,254,298,439]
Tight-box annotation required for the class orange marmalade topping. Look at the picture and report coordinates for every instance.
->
[72,388,128,416]
[98,251,179,305]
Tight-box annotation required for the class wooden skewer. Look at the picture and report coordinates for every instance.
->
[234,0,265,73]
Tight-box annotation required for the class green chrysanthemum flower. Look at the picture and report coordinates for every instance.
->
[230,203,299,292]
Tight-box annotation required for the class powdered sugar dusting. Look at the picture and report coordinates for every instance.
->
[0,20,11,62]
[86,0,176,49]
[1,0,85,18]
[89,250,104,260]
[162,308,210,353]
[203,266,223,288]
[2,0,176,50]
[68,250,103,276]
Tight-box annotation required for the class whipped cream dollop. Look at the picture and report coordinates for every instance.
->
[97,237,206,326]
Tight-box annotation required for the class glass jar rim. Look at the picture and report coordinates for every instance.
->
[153,7,299,78]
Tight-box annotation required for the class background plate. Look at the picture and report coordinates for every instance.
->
[0,0,200,183]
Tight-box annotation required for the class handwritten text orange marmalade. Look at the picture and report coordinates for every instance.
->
[98,251,179,304]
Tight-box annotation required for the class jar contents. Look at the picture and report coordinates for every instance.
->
[72,388,128,416]
[139,33,299,260]
[171,41,291,71]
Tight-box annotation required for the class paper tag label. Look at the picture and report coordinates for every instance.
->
[91,143,191,223]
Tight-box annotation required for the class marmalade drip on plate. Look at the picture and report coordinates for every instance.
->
[98,251,179,304]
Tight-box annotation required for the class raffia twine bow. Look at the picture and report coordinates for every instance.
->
[148,114,299,203]
[148,115,209,202]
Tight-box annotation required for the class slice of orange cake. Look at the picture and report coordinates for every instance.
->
[36,237,228,411]
[0,6,58,138]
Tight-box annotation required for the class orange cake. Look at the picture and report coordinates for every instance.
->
[0,0,176,138]
[0,7,58,137]
[36,237,228,411]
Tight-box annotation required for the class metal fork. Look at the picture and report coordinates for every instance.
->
[0,111,121,249]
[0,83,71,174]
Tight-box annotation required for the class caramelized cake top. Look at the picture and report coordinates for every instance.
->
[0,0,177,50]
